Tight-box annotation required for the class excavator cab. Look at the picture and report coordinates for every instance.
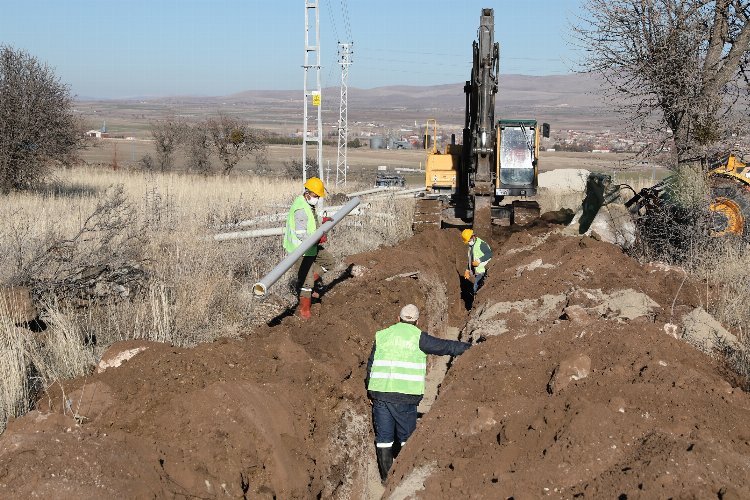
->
[490,119,550,225]
[496,119,549,194]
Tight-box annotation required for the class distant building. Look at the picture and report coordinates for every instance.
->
[85,120,110,139]
[84,130,110,139]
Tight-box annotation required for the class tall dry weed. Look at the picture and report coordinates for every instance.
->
[0,167,420,430]
[0,324,31,432]
[627,164,750,379]
[0,299,95,433]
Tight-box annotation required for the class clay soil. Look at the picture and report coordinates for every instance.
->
[1,224,749,499]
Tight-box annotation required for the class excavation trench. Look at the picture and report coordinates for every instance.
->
[350,227,512,498]
[2,222,750,499]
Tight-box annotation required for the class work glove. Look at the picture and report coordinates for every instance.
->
[472,260,480,267]
[322,216,333,224]
[463,269,471,280]
[319,234,328,244]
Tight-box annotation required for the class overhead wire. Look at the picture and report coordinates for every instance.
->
[324,0,339,42]
[359,47,563,62]
[340,0,352,43]
[322,0,340,90]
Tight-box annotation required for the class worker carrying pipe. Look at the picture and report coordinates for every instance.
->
[283,177,337,319]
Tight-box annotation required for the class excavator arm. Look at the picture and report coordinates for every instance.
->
[462,8,499,197]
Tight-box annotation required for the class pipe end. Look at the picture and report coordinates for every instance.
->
[253,283,267,296]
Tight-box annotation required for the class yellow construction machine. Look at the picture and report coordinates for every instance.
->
[612,152,750,240]
[413,8,550,231]
[706,153,750,237]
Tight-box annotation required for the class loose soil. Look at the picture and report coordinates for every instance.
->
[1,223,749,499]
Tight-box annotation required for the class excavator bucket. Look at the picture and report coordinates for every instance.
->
[511,201,541,226]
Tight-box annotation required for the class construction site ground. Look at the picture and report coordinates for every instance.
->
[1,222,749,499]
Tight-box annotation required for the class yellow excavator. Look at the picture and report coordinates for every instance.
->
[413,8,549,231]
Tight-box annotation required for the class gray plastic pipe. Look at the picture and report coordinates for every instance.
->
[214,227,285,240]
[252,196,361,296]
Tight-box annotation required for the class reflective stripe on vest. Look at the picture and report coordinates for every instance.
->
[469,237,489,274]
[283,195,318,257]
[368,322,426,395]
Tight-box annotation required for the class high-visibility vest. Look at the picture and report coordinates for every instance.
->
[283,195,318,257]
[469,237,489,274]
[368,322,427,396]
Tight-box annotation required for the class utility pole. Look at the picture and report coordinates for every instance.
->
[302,0,323,184]
[336,42,353,186]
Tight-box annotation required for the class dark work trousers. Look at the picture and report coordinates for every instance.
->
[294,246,336,298]
[372,399,418,446]
[473,272,486,294]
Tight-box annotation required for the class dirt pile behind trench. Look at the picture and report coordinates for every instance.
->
[0,225,748,499]
[383,227,750,499]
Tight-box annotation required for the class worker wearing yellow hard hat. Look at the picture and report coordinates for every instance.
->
[283,177,337,319]
[461,229,492,297]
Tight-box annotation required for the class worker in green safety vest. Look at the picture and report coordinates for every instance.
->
[461,228,492,294]
[283,177,336,319]
[366,304,471,484]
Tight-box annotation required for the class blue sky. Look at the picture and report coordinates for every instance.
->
[0,0,584,99]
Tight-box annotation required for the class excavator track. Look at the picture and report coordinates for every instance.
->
[413,199,442,232]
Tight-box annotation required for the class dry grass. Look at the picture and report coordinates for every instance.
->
[690,239,750,341]
[0,166,415,431]
[623,166,750,384]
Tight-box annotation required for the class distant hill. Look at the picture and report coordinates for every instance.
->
[76,73,617,132]
[223,73,612,129]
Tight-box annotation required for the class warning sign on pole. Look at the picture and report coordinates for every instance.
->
[312,91,321,106]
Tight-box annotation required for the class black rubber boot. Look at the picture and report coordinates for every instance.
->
[375,446,394,484]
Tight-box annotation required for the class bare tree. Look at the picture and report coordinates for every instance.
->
[206,115,266,175]
[17,185,149,304]
[185,122,213,175]
[0,46,81,191]
[573,0,750,166]
[281,156,317,180]
[150,118,185,172]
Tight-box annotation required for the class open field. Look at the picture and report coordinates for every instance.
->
[81,139,669,187]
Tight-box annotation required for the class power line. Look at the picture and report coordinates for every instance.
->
[324,0,339,42]
[340,0,352,42]
[359,48,563,62]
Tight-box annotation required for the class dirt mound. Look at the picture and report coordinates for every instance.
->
[1,224,749,498]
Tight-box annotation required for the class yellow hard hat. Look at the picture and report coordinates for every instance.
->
[304,177,326,197]
[461,228,474,244]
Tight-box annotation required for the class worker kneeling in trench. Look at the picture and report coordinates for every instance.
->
[365,304,472,484]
